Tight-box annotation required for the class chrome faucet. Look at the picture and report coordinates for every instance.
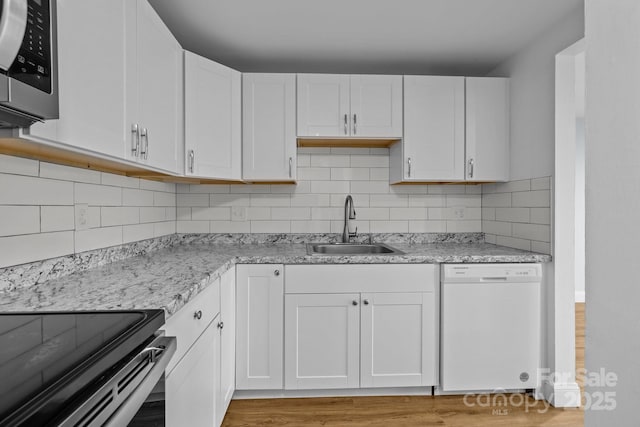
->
[342,195,357,243]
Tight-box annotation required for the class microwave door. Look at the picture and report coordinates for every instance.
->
[0,0,28,71]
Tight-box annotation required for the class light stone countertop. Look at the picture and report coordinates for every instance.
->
[0,242,550,318]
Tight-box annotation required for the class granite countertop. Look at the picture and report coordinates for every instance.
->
[0,241,551,318]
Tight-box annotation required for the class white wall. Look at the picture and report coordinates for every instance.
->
[585,1,640,424]
[0,154,176,271]
[489,7,585,180]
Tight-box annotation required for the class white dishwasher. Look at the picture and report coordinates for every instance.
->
[440,264,541,392]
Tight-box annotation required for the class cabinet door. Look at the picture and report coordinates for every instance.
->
[465,77,509,182]
[243,73,296,181]
[133,0,182,173]
[350,75,403,138]
[28,0,131,159]
[401,75,465,181]
[166,316,219,427]
[185,51,241,179]
[297,74,350,137]
[236,264,284,390]
[284,293,360,390]
[217,268,236,425]
[360,292,437,388]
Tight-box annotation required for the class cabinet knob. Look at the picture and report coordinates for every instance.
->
[352,300,358,306]
[193,310,202,320]
[218,321,224,330]
[131,124,140,156]
[363,299,370,305]
[274,269,280,276]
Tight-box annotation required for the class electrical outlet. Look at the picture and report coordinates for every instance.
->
[231,206,246,221]
[453,207,466,219]
[75,204,89,230]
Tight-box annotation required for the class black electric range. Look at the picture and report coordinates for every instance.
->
[0,310,168,427]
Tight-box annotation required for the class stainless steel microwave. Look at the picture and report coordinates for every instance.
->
[0,0,58,128]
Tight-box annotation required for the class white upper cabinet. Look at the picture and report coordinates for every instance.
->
[391,75,509,183]
[392,76,465,182]
[350,75,403,137]
[184,51,241,180]
[465,77,510,182]
[297,74,402,138]
[242,74,296,181]
[27,0,183,175]
[128,0,183,173]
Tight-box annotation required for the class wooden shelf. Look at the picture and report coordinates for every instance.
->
[297,138,400,148]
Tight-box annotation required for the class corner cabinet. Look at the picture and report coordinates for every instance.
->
[25,0,183,175]
[390,76,509,183]
[236,264,284,390]
[297,74,403,138]
[184,51,241,180]
[242,74,297,181]
[284,264,438,390]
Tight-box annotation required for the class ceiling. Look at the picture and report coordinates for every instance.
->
[148,0,583,76]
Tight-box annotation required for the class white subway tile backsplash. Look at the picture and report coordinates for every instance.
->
[290,194,331,207]
[447,220,481,232]
[370,194,408,207]
[251,221,290,233]
[177,220,210,233]
[87,207,101,228]
[428,185,466,195]
[246,207,271,220]
[191,207,231,221]
[140,207,169,223]
[0,154,39,176]
[350,155,388,167]
[482,220,512,236]
[511,190,550,208]
[353,208,390,221]
[1,174,73,205]
[370,221,408,233]
[390,207,427,220]
[481,208,496,221]
[270,181,311,194]
[40,162,101,184]
[210,194,251,207]
[369,168,389,181]
[330,168,369,181]
[310,155,350,168]
[154,192,175,207]
[495,208,531,223]
[482,192,512,207]
[177,193,209,207]
[230,184,271,194]
[165,208,176,221]
[408,220,446,233]
[530,208,551,225]
[350,181,388,194]
[492,179,531,193]
[251,194,290,206]
[270,207,311,220]
[101,207,139,227]
[75,226,123,253]
[122,188,154,207]
[330,194,370,207]
[177,207,191,221]
[0,206,40,236]
[311,181,350,194]
[209,221,251,233]
[75,183,122,206]
[139,180,175,193]
[189,184,230,194]
[512,223,551,242]
[291,220,331,233]
[297,154,311,167]
[123,223,154,244]
[447,195,482,207]
[0,231,74,268]
[330,220,370,234]
[408,195,445,207]
[41,206,75,232]
[531,241,551,254]
[496,235,531,251]
[311,207,343,220]
[154,221,176,237]
[298,168,331,181]
[531,177,551,190]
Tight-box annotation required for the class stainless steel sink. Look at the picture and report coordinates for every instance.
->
[306,243,404,255]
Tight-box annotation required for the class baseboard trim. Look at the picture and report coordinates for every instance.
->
[233,387,433,400]
[575,290,585,303]
[540,379,581,407]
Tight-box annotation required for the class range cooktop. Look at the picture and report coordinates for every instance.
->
[0,310,165,427]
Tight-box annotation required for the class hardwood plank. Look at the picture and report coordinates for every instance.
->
[222,304,586,427]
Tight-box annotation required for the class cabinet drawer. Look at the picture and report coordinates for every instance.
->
[285,264,438,293]
[163,279,221,375]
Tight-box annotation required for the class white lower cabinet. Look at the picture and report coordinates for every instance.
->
[284,264,439,390]
[284,293,361,389]
[236,264,284,390]
[166,315,220,427]
[217,268,236,425]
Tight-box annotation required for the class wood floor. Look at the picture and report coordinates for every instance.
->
[222,303,585,427]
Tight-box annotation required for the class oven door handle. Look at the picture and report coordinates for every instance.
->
[104,335,177,427]
[0,0,27,71]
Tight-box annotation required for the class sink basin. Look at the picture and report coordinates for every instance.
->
[306,243,404,256]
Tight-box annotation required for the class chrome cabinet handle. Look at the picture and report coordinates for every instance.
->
[407,157,412,178]
[140,128,149,159]
[218,321,224,330]
[352,300,358,306]
[193,310,202,320]
[131,124,140,156]
[363,299,370,305]
[344,114,348,135]
[353,114,357,135]
[289,157,293,178]
[274,269,280,276]
[468,158,474,179]
[188,149,195,174]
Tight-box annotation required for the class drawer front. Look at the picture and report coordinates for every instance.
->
[285,264,438,294]
[163,278,221,375]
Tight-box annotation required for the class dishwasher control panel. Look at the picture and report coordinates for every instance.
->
[442,264,542,282]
